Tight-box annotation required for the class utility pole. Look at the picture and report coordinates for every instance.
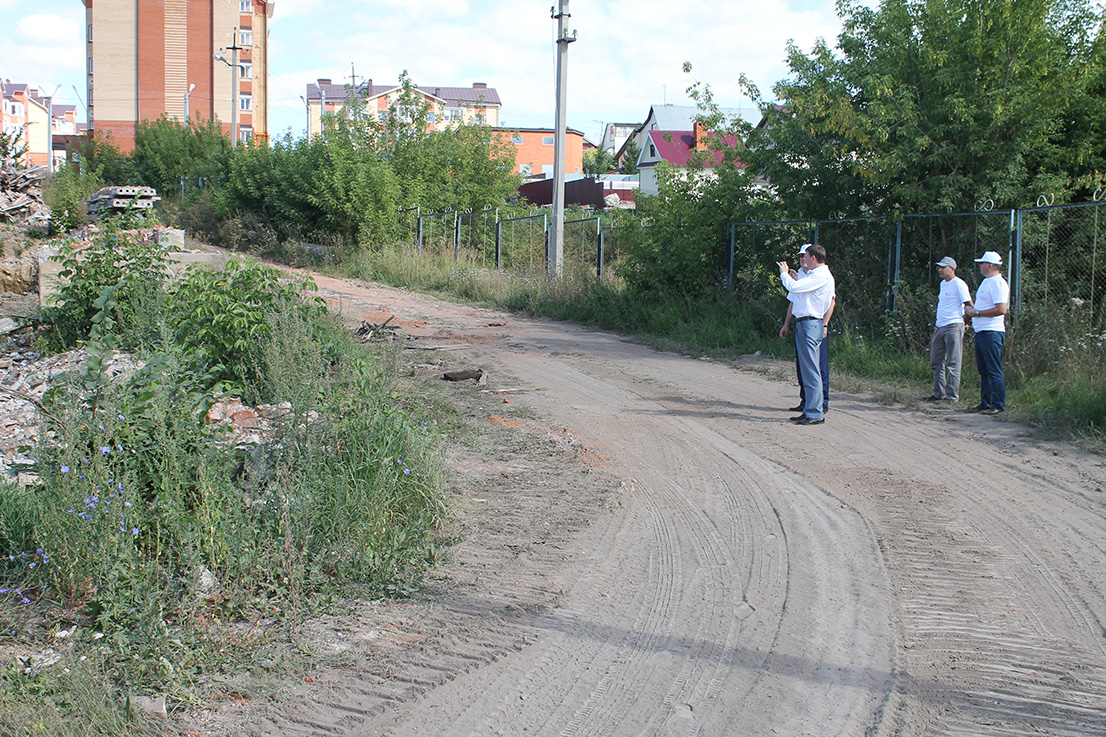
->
[215,30,245,144]
[550,0,576,278]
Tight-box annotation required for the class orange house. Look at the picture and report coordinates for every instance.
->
[493,127,584,179]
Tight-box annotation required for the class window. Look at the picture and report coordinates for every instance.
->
[239,29,252,46]
[427,112,435,122]
[649,144,656,157]
[542,136,554,146]
[519,163,531,176]
[474,113,486,125]
[511,134,523,145]
[87,24,92,41]
[239,63,252,78]
[240,1,252,11]
[239,95,252,111]
[88,57,93,73]
[541,164,554,176]
[239,127,252,143]
[444,107,463,122]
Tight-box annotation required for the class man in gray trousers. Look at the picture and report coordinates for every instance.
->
[925,256,973,402]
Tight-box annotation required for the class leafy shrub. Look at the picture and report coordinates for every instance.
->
[43,163,104,234]
[42,221,171,349]
[168,257,326,401]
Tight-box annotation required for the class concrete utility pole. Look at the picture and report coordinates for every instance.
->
[550,0,576,278]
[214,30,245,144]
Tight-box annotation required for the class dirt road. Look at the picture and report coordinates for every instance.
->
[221,273,1106,737]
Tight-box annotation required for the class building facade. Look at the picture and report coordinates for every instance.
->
[1,82,51,168]
[493,127,584,179]
[83,0,273,151]
[305,79,501,138]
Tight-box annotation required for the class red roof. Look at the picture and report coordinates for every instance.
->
[642,130,743,168]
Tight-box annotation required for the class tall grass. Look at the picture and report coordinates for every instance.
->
[0,228,448,733]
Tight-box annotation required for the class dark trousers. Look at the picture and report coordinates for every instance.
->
[796,332,829,412]
[974,330,1005,411]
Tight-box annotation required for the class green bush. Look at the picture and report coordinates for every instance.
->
[42,220,170,350]
[168,257,326,401]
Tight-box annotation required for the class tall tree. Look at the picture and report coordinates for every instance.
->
[745,0,1104,214]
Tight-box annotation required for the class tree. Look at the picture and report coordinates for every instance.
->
[133,115,232,198]
[584,147,617,176]
[745,0,1105,214]
[619,139,640,174]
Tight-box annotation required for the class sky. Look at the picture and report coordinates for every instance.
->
[0,0,845,145]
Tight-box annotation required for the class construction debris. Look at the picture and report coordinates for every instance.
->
[86,186,160,222]
[355,315,397,342]
[0,158,49,228]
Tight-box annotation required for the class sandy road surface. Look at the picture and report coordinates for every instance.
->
[229,273,1106,737]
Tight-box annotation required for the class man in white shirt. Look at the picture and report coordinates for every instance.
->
[965,251,1010,415]
[777,244,836,425]
[780,244,836,414]
[925,256,973,402]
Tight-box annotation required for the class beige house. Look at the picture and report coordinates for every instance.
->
[305,79,501,137]
[1,82,51,168]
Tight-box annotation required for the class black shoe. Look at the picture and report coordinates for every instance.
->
[789,415,808,422]
[923,395,940,402]
[789,404,804,412]
[969,403,986,412]
[795,416,825,425]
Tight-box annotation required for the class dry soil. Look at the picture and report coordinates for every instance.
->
[202,271,1106,737]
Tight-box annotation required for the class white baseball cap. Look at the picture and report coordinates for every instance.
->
[974,251,1003,265]
[797,244,812,255]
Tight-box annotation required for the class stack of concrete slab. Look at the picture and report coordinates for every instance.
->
[86,186,161,222]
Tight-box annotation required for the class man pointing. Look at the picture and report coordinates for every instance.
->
[777,244,836,426]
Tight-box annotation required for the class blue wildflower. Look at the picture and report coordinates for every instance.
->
[61,465,69,474]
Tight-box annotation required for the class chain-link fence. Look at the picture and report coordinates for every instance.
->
[727,204,1106,336]
[390,199,1106,338]
[563,217,601,280]
[457,208,498,267]
[1017,201,1104,322]
[497,212,548,271]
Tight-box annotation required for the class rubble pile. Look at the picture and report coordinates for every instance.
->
[0,158,49,228]
[0,328,147,483]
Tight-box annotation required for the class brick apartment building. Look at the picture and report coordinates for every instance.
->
[83,0,273,151]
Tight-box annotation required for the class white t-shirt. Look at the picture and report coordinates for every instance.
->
[972,274,1010,333]
[936,276,972,327]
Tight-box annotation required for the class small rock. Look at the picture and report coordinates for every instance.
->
[132,695,167,720]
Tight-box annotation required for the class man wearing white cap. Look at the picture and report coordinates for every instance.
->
[777,244,835,425]
[966,251,1009,415]
[780,244,835,414]
[925,256,973,402]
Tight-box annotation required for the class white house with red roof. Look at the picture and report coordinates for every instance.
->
[635,120,743,197]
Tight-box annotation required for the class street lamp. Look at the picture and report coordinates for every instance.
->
[183,82,196,124]
[214,49,245,143]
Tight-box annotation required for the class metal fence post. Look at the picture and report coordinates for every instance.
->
[728,222,735,290]
[1013,208,1023,321]
[598,226,605,282]
[496,219,503,271]
[454,211,461,261]
[417,213,424,256]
